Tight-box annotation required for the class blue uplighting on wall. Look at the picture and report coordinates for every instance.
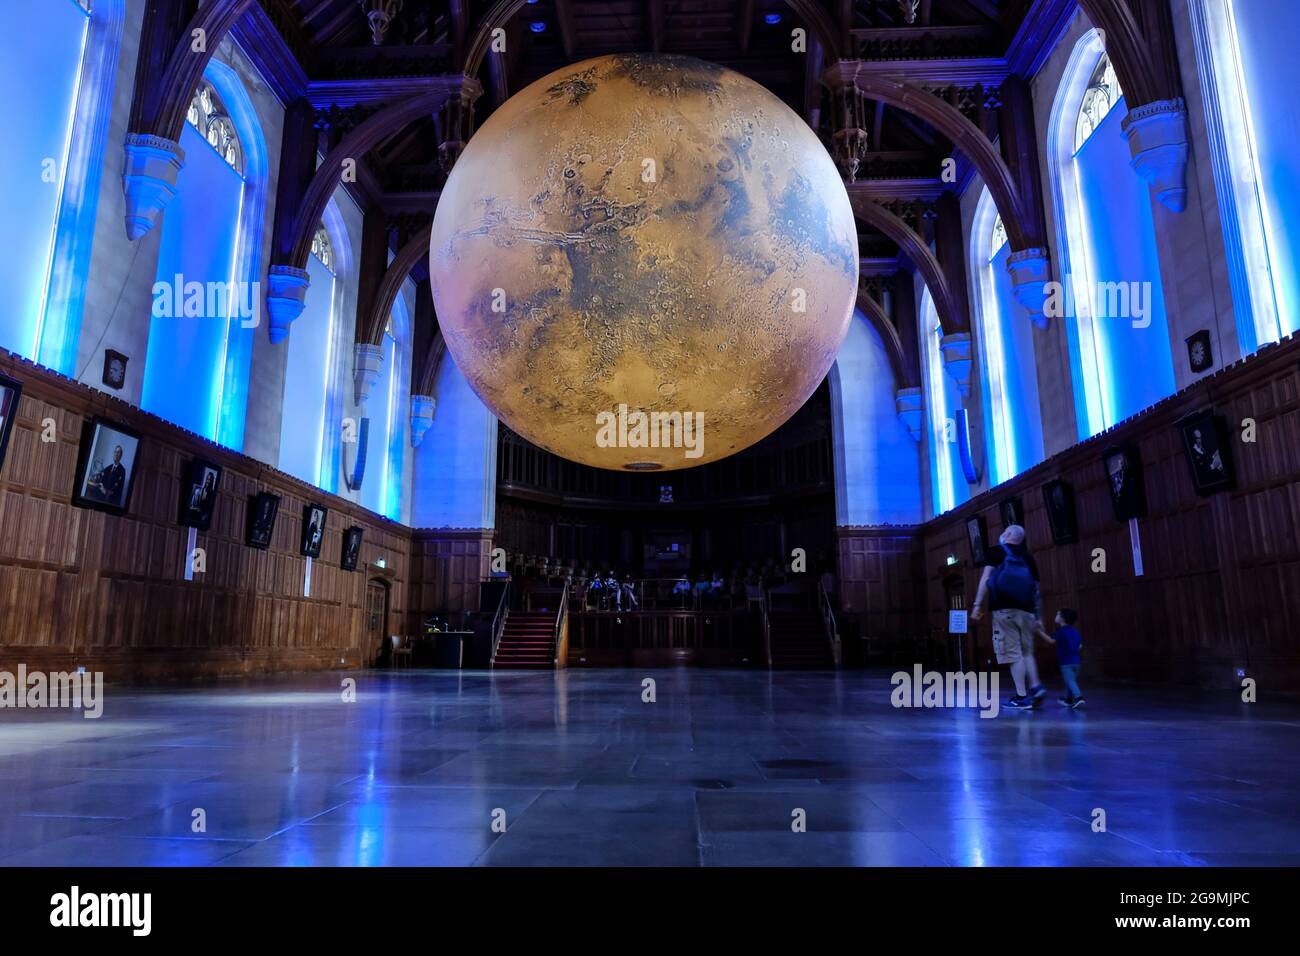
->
[530,21,546,33]
[1229,0,1300,340]
[1074,100,1176,428]
[920,293,967,516]
[828,312,922,526]
[987,238,1045,482]
[279,253,338,488]
[140,60,266,450]
[0,0,87,363]
[764,14,783,25]
[142,121,244,441]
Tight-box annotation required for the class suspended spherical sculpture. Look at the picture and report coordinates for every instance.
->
[429,53,858,471]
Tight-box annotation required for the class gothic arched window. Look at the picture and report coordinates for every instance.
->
[1047,29,1176,438]
[919,290,966,516]
[1074,54,1122,151]
[280,216,343,490]
[970,194,1045,486]
[143,62,268,450]
[186,82,243,173]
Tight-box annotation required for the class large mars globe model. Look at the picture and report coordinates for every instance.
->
[429,53,858,470]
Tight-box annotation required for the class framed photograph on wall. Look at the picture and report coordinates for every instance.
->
[1178,408,1235,495]
[1101,444,1147,521]
[965,514,988,566]
[178,458,222,531]
[101,349,128,390]
[246,492,280,550]
[0,372,22,475]
[72,417,142,516]
[999,495,1024,530]
[300,503,327,558]
[341,526,363,571]
[1041,478,1079,545]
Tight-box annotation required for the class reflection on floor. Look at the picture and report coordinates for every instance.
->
[1,669,1298,866]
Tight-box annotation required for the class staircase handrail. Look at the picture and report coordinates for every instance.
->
[818,578,841,668]
[761,588,773,669]
[489,578,512,666]
[553,581,570,668]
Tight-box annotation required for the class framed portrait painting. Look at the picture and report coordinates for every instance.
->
[341,526,363,571]
[1101,444,1147,521]
[965,514,988,566]
[1041,479,1079,545]
[999,496,1024,531]
[72,417,142,516]
[178,458,222,531]
[1178,408,1234,495]
[300,503,327,558]
[246,492,280,550]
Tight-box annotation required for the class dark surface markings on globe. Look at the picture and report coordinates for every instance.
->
[624,462,663,471]
[713,178,754,236]
[607,54,723,97]
[723,131,755,172]
[770,174,857,280]
[544,67,599,107]
[664,182,717,217]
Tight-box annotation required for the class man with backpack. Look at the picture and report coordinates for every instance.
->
[970,524,1047,711]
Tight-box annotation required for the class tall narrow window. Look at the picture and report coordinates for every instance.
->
[143,80,246,441]
[0,0,91,361]
[1190,0,1300,350]
[279,225,339,488]
[361,316,403,521]
[972,195,1044,485]
[1048,38,1177,438]
[920,291,965,516]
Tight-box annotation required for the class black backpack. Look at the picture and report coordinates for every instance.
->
[992,550,1036,607]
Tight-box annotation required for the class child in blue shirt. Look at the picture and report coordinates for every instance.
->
[1047,608,1085,708]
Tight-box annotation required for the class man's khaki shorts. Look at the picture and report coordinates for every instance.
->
[992,608,1037,664]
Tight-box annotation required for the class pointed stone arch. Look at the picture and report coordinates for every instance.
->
[363,223,432,347]
[856,291,917,389]
[850,196,963,340]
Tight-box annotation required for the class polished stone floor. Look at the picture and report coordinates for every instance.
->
[1,668,1298,866]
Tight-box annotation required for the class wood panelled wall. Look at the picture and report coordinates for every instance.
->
[916,332,1300,691]
[836,527,926,648]
[407,529,493,629]
[0,352,412,680]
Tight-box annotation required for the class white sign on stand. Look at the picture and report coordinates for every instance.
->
[183,526,197,582]
[948,609,968,634]
[1129,518,1144,577]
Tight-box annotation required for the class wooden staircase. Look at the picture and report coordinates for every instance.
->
[768,609,835,669]
[492,609,559,669]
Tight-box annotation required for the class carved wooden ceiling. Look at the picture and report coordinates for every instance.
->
[254,0,1056,291]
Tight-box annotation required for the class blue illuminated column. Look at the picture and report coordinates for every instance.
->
[1189,0,1300,349]
[0,0,123,372]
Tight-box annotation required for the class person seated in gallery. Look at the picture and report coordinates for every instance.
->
[587,574,603,610]
[604,572,619,609]
[620,577,639,612]
[694,575,712,608]
[709,571,725,607]
[672,575,692,608]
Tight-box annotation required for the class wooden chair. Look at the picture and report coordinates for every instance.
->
[391,634,413,667]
